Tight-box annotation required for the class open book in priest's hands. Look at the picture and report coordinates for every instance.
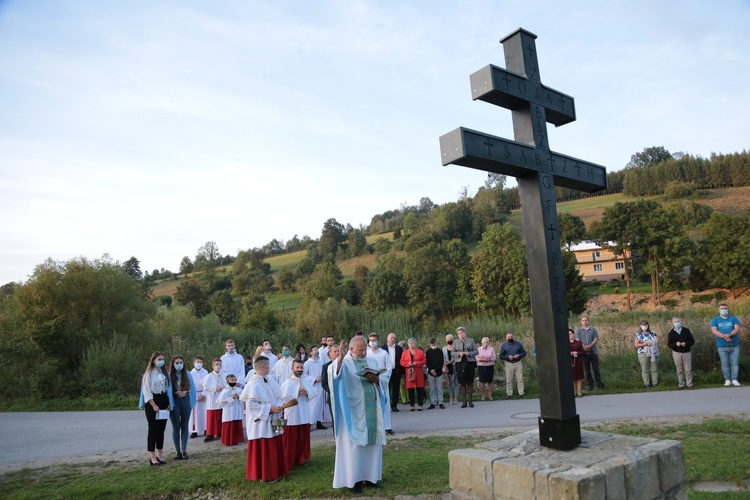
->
[355,366,380,377]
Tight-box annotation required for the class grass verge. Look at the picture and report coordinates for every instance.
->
[2,418,748,498]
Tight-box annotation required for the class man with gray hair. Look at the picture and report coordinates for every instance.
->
[667,316,695,390]
[331,335,387,494]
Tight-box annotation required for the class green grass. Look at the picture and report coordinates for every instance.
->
[3,395,138,412]
[3,419,748,498]
[0,436,474,499]
[266,292,304,311]
[588,418,750,491]
[266,250,307,273]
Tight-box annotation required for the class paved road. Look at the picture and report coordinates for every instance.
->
[1,386,747,467]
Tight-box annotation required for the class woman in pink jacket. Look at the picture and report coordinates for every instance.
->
[476,337,496,401]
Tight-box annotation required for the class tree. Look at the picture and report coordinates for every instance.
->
[558,213,587,250]
[363,254,407,314]
[625,146,672,169]
[210,290,239,325]
[471,223,530,316]
[695,212,750,298]
[418,196,436,214]
[195,241,221,290]
[122,256,143,281]
[12,256,156,375]
[319,218,347,260]
[403,240,463,319]
[174,279,211,317]
[346,229,367,258]
[562,251,588,315]
[179,256,194,275]
[305,262,344,301]
[276,267,297,293]
[238,295,279,332]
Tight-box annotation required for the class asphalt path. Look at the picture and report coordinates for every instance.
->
[1,386,747,467]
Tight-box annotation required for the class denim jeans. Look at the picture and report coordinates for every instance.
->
[717,346,740,381]
[170,395,192,452]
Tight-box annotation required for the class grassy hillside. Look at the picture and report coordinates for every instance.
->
[151,188,750,300]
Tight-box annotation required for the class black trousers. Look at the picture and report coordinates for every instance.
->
[583,353,604,388]
[408,387,425,407]
[145,392,169,452]
[389,371,402,409]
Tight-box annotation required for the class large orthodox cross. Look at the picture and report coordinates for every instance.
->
[439,28,607,450]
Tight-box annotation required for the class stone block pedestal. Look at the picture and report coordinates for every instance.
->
[449,429,686,499]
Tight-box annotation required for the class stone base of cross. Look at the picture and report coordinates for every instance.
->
[440,28,607,450]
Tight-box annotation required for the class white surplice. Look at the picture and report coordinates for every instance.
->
[201,372,224,411]
[220,351,246,387]
[217,386,244,422]
[188,367,209,433]
[240,375,283,440]
[365,346,392,430]
[302,357,325,424]
[271,356,294,385]
[280,374,318,426]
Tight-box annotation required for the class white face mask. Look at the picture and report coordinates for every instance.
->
[370,341,378,348]
[719,308,729,317]
[640,325,649,331]
[194,362,203,370]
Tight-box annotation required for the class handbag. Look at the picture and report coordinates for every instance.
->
[407,351,416,381]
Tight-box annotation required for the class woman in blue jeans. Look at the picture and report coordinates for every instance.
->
[169,355,197,460]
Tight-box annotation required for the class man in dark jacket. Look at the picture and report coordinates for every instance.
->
[498,332,526,399]
[425,338,446,409]
[385,333,404,412]
[320,343,340,434]
[667,316,696,390]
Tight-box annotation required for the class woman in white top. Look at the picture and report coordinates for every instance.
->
[139,351,174,466]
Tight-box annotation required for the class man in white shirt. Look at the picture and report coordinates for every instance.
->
[271,343,294,384]
[220,339,245,388]
[366,333,394,436]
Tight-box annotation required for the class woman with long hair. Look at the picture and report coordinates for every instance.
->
[169,355,197,460]
[139,351,174,466]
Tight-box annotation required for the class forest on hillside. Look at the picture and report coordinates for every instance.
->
[0,146,749,400]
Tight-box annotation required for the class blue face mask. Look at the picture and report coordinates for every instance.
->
[719,309,729,317]
[155,360,165,368]
[282,349,290,357]
[174,363,184,371]
[673,322,682,330]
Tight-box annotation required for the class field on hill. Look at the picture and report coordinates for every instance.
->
[150,188,749,300]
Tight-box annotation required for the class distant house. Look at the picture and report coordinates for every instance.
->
[569,240,627,282]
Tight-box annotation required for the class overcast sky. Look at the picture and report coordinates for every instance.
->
[1,0,749,284]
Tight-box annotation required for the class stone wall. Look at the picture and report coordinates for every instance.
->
[449,429,686,499]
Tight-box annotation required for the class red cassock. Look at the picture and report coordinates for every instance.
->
[282,424,311,467]
[400,348,427,389]
[206,409,223,436]
[246,435,289,482]
[221,420,244,446]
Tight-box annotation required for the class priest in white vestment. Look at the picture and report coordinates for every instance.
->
[240,356,288,482]
[331,336,387,494]
[280,359,317,467]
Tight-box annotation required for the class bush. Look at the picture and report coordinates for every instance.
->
[80,336,144,396]
[664,181,696,200]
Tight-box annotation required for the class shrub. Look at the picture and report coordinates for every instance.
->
[664,181,696,200]
[80,336,144,396]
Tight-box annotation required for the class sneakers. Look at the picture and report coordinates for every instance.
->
[725,380,732,387]
[316,422,328,430]
[439,404,445,409]
[732,380,741,387]
[386,429,395,436]
[427,404,436,410]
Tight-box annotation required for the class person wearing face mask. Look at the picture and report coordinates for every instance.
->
[272,343,295,384]
[634,320,660,388]
[261,340,278,370]
[667,317,695,390]
[280,359,317,467]
[218,374,245,446]
[189,356,208,439]
[476,337,497,401]
[366,333,395,435]
[425,338,446,409]
[452,327,478,408]
[201,358,224,442]
[221,339,245,389]
[498,332,527,399]
[331,336,387,494]
[139,351,174,466]
[443,335,459,405]
[168,355,197,460]
[711,303,742,387]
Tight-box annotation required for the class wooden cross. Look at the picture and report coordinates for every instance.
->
[439,28,608,450]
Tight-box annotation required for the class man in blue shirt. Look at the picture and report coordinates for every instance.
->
[710,302,742,387]
[498,332,526,399]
